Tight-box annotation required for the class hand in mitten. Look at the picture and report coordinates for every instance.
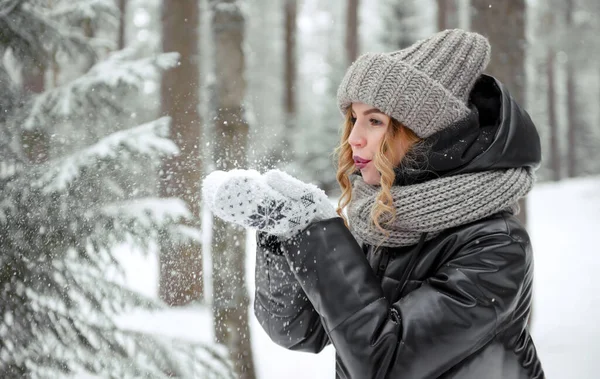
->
[202,169,337,239]
[263,169,337,221]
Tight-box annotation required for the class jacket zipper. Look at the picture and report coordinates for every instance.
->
[375,247,389,278]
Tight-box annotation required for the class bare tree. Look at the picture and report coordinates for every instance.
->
[346,0,359,65]
[537,2,561,181]
[118,0,126,50]
[558,0,600,177]
[283,0,297,160]
[530,1,559,182]
[209,1,256,378]
[546,47,560,181]
[470,0,529,225]
[159,0,203,305]
[564,0,577,178]
[437,0,459,31]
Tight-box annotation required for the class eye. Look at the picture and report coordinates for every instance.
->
[369,118,383,126]
[350,116,357,124]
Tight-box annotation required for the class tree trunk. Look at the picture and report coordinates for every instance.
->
[118,0,126,50]
[81,18,96,74]
[282,0,297,161]
[209,1,256,378]
[437,0,459,31]
[565,0,577,178]
[565,60,577,177]
[159,0,203,306]
[547,48,560,181]
[21,60,48,164]
[346,0,359,66]
[470,0,528,226]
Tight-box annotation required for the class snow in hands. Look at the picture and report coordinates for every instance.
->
[203,169,337,238]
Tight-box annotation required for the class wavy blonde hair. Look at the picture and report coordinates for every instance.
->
[335,108,421,233]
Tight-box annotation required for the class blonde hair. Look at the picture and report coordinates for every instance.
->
[334,108,421,233]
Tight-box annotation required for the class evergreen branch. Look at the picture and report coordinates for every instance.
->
[20,51,179,130]
[90,50,180,87]
[3,304,187,378]
[49,0,119,26]
[32,117,176,193]
[66,266,161,313]
[0,1,92,62]
[167,223,204,245]
[100,197,192,230]
[120,329,236,379]
[63,244,125,283]
[0,2,231,376]
[0,0,22,17]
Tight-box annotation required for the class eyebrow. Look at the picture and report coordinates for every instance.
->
[351,108,383,116]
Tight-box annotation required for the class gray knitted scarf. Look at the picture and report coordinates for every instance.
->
[347,168,535,247]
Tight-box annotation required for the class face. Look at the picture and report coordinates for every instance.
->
[347,102,401,185]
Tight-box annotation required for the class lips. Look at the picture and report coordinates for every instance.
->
[353,156,371,169]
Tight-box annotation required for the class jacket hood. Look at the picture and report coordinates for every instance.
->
[394,74,541,185]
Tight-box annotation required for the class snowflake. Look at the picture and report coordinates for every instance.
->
[248,200,287,229]
[300,193,315,207]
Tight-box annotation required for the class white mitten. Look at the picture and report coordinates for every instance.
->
[263,169,337,221]
[202,169,331,238]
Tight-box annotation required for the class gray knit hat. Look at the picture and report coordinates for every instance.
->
[337,29,491,138]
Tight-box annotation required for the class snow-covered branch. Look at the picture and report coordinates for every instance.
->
[50,0,118,25]
[99,197,192,229]
[21,51,179,130]
[34,117,177,193]
[0,1,92,60]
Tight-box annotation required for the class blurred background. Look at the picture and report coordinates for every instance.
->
[1,0,599,378]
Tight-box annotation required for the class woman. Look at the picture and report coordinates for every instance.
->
[203,29,545,378]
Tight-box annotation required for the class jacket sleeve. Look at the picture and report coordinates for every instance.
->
[253,232,330,353]
[283,217,528,379]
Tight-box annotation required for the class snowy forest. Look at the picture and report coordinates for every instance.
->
[1,0,599,378]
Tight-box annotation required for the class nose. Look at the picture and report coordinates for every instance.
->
[347,123,366,148]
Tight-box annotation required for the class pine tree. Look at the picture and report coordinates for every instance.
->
[0,1,233,377]
[209,1,257,378]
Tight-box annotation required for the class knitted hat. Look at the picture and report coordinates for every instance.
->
[337,29,491,138]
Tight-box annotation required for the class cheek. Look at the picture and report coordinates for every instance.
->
[368,128,387,149]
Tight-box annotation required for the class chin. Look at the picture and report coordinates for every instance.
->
[362,171,381,186]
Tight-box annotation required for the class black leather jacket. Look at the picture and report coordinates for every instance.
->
[254,76,545,378]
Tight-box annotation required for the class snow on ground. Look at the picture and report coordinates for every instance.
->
[528,176,600,378]
[112,176,600,379]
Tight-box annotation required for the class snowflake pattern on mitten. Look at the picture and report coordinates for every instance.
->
[263,169,338,221]
[202,169,321,238]
[247,200,287,229]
